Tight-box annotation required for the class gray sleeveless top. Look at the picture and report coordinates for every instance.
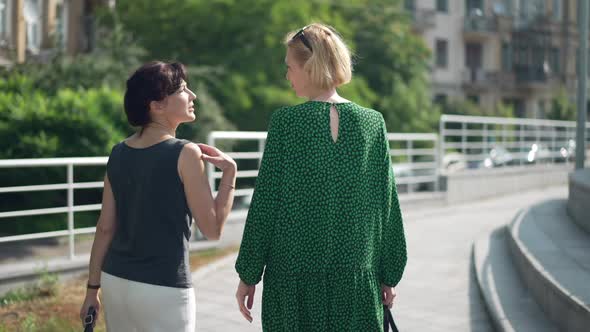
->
[102,138,193,288]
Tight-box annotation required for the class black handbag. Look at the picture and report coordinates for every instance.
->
[383,305,399,332]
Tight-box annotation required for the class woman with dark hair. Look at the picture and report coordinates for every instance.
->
[79,61,236,331]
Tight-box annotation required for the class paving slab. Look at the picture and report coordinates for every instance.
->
[194,186,567,331]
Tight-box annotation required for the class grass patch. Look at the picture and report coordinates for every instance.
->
[1,269,59,307]
[0,245,238,331]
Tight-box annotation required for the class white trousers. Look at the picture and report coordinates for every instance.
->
[100,272,196,332]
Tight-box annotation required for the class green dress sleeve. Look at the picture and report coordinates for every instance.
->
[379,117,408,287]
[235,111,283,285]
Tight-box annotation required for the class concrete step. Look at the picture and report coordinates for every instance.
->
[472,226,558,332]
[507,200,590,332]
[568,169,590,234]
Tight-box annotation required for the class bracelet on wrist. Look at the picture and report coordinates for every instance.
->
[219,182,235,190]
[87,283,101,290]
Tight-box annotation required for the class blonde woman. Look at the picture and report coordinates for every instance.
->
[235,24,407,331]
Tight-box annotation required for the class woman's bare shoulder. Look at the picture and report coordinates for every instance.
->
[179,142,202,161]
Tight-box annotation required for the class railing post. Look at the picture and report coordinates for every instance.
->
[502,124,507,155]
[483,123,488,157]
[518,124,528,166]
[565,128,570,166]
[551,127,556,164]
[434,135,440,192]
[67,163,75,260]
[461,122,467,156]
[258,138,265,169]
[535,123,541,148]
[439,117,445,172]
[407,140,413,194]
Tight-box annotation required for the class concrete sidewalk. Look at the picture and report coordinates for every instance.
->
[192,185,568,331]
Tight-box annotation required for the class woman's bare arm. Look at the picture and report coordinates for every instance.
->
[178,143,236,240]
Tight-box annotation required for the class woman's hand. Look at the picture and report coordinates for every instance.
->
[80,290,101,328]
[198,143,236,172]
[236,279,256,322]
[381,284,396,309]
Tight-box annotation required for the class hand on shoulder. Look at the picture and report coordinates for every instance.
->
[194,143,236,172]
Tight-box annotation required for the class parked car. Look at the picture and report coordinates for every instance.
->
[392,164,435,193]
[442,153,467,173]
[559,139,576,162]
[526,143,553,164]
[482,146,516,168]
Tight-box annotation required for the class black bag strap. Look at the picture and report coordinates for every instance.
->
[383,305,399,332]
[83,306,95,332]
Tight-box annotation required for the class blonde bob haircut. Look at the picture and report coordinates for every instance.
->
[284,23,353,90]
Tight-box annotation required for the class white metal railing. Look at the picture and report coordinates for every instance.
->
[206,131,440,197]
[440,115,590,171]
[387,133,440,193]
[206,131,267,202]
[4,115,585,263]
[0,158,107,259]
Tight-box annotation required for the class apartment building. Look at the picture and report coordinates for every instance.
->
[0,0,114,66]
[406,0,581,118]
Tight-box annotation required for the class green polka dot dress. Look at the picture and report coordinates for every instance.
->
[235,101,407,331]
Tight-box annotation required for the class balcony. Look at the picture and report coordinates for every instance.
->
[408,8,436,32]
[462,68,515,91]
[513,65,561,90]
[464,14,498,40]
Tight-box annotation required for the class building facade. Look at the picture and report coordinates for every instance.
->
[0,0,114,66]
[406,0,582,118]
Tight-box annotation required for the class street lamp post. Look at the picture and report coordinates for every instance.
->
[576,0,588,169]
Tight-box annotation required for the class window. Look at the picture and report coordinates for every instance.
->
[436,39,448,68]
[515,45,528,65]
[55,0,68,49]
[467,95,480,105]
[520,0,545,21]
[466,0,484,14]
[434,94,448,106]
[465,42,482,68]
[531,47,544,67]
[493,2,506,15]
[0,0,8,42]
[24,0,42,53]
[552,0,562,21]
[436,0,448,13]
[504,0,515,16]
[502,42,513,71]
[549,48,559,74]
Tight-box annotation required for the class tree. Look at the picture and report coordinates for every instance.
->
[342,0,438,132]
[115,0,436,132]
[547,89,576,121]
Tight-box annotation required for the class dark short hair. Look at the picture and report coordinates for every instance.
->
[123,61,187,127]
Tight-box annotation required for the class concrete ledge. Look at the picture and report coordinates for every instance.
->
[446,165,570,204]
[507,201,590,332]
[472,226,558,332]
[567,169,590,234]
